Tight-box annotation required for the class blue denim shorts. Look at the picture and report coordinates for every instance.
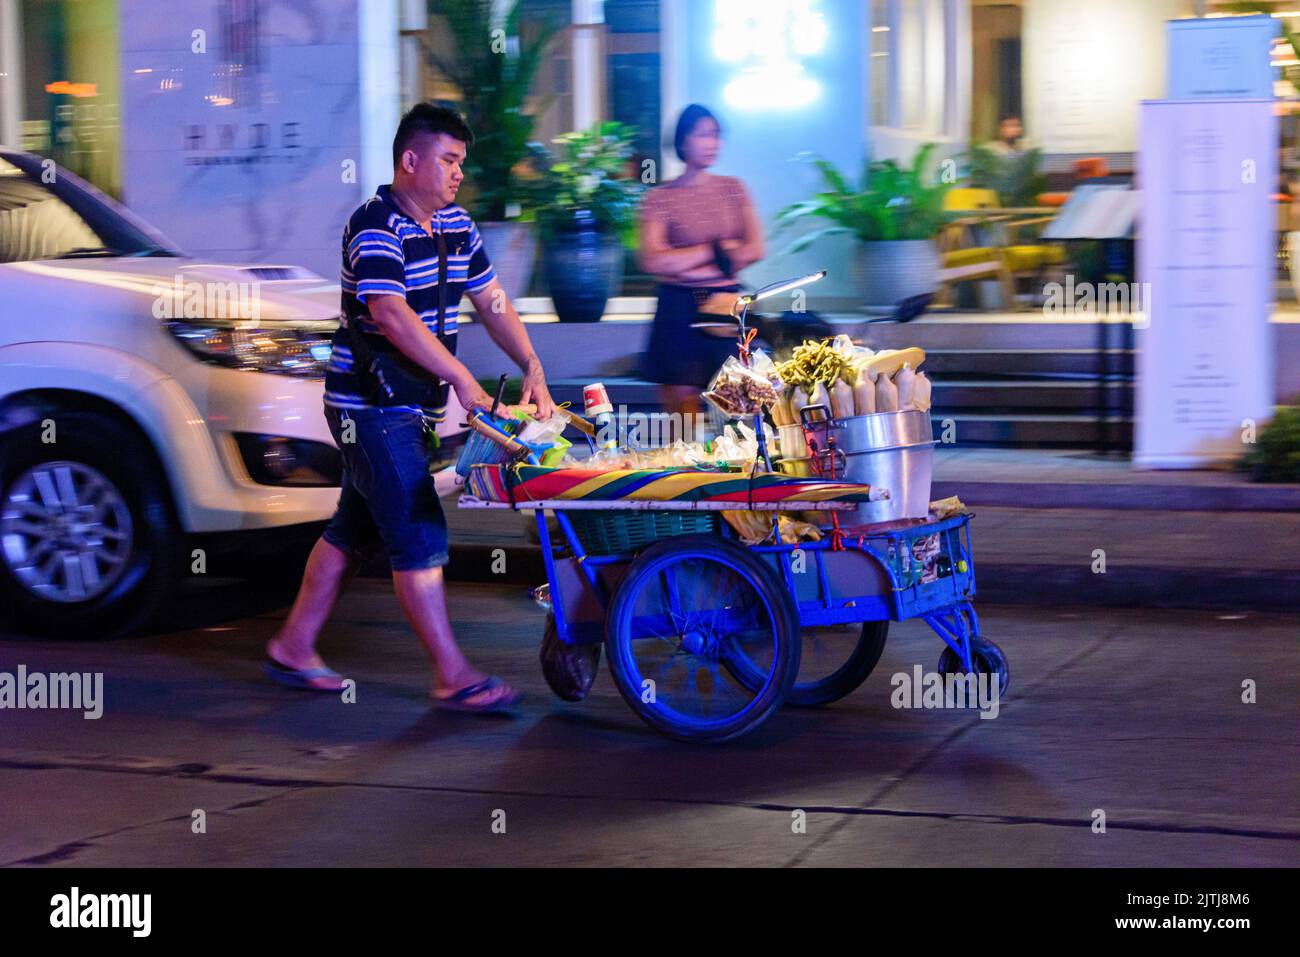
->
[322,406,449,572]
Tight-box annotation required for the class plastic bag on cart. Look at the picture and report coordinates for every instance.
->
[928,495,968,520]
[636,440,708,470]
[516,410,569,446]
[830,334,857,357]
[723,510,824,545]
[702,355,779,416]
[748,348,779,385]
[539,612,602,702]
[712,418,775,465]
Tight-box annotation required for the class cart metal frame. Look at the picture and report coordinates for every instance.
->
[458,495,987,674]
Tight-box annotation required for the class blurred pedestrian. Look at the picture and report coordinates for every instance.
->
[264,103,556,712]
[987,115,1029,159]
[638,104,765,422]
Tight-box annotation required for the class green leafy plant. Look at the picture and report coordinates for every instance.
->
[522,122,646,247]
[424,0,561,221]
[965,144,1049,209]
[1241,406,1300,483]
[775,145,952,253]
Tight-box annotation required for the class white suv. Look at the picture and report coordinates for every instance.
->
[0,149,364,637]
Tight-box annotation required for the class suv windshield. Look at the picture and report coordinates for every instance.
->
[0,153,181,263]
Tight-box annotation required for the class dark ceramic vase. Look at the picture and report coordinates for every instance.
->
[543,209,624,323]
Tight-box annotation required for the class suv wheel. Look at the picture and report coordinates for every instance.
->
[0,412,181,638]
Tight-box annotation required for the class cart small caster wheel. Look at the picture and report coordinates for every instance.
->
[938,638,1009,699]
[540,613,601,702]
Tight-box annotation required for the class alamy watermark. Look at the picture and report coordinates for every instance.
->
[0,665,103,719]
[150,275,262,321]
[1043,274,1151,327]
[891,665,1000,719]
[595,405,711,449]
[50,887,150,937]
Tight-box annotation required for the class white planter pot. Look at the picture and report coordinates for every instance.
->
[477,221,538,302]
[852,239,940,309]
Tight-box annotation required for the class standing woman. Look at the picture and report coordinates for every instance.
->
[639,104,765,418]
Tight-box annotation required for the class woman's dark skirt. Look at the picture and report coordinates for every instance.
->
[640,282,743,388]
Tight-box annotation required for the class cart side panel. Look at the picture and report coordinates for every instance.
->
[758,547,894,624]
[821,548,894,604]
[756,551,822,605]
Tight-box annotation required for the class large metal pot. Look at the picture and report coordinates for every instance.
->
[807,409,935,524]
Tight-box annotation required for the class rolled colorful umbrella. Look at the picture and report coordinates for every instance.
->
[465,464,885,507]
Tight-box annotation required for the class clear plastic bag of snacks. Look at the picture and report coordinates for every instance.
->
[702,355,779,417]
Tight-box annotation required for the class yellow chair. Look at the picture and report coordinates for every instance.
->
[937,188,1065,310]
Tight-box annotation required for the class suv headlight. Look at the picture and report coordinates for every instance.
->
[166,320,334,378]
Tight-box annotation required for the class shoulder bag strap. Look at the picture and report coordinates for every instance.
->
[437,223,448,339]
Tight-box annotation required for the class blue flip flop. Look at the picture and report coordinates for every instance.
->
[432,676,522,714]
[263,659,348,693]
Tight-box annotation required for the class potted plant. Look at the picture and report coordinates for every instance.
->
[776,145,951,311]
[522,122,645,323]
[424,0,560,300]
[965,144,1049,209]
[1240,406,1300,483]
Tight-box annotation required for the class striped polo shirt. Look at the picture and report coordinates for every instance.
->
[324,184,496,420]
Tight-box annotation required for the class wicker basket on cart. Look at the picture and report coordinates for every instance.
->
[566,509,720,556]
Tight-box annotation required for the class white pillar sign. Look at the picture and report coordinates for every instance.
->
[1135,98,1276,468]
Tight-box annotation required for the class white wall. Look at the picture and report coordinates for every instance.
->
[119,0,400,278]
[1023,0,1182,156]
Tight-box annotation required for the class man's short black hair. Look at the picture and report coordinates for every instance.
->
[393,103,474,168]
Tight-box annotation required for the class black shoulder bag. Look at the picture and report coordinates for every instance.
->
[349,225,452,409]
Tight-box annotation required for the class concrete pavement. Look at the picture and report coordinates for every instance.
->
[1,580,1296,867]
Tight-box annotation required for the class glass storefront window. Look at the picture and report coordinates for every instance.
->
[606,0,660,175]
[970,0,1022,144]
[17,0,122,199]
[521,0,574,144]
[871,0,894,127]
[900,0,926,129]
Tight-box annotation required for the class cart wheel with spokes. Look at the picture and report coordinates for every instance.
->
[938,637,1009,698]
[604,535,800,742]
[725,620,889,707]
